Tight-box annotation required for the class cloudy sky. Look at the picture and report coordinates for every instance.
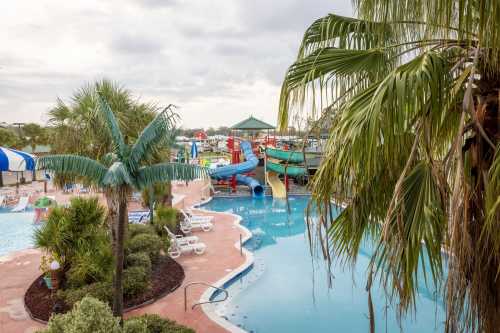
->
[1,0,351,129]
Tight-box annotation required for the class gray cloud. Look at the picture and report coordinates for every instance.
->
[0,0,352,128]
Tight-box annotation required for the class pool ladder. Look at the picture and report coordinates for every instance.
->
[184,281,229,311]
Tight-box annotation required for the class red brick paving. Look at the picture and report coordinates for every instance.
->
[0,180,247,333]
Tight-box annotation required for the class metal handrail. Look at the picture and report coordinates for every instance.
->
[184,281,229,311]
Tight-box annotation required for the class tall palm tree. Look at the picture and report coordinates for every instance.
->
[37,92,205,319]
[279,1,499,332]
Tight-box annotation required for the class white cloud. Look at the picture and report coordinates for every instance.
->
[0,0,352,128]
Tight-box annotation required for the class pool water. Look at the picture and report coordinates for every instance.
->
[203,196,445,333]
[0,208,38,257]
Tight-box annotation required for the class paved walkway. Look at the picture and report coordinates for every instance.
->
[0,180,247,333]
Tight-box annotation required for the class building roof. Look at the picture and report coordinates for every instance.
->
[230,116,275,130]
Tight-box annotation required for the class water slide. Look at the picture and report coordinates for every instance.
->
[266,172,286,199]
[209,141,264,197]
[265,147,307,198]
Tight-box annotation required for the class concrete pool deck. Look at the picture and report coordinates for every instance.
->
[0,180,248,333]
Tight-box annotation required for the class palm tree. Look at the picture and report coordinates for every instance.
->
[37,92,205,319]
[279,2,500,332]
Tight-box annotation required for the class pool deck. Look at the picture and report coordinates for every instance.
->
[0,180,248,333]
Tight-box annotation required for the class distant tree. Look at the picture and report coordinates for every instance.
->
[22,123,49,152]
[0,128,22,148]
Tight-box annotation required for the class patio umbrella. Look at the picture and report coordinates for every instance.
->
[190,141,198,159]
[0,147,36,172]
[0,147,36,189]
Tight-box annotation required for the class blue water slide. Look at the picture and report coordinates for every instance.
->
[209,141,264,197]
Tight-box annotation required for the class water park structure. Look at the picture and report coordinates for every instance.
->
[264,146,307,199]
[207,116,275,197]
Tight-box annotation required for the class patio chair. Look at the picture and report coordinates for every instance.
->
[168,238,206,259]
[128,210,150,224]
[164,226,199,246]
[180,209,214,223]
[11,196,30,212]
[180,218,213,233]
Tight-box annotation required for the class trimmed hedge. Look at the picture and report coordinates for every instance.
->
[58,281,113,307]
[124,314,195,333]
[38,297,196,333]
[123,266,150,297]
[126,233,162,263]
[126,251,152,274]
[37,296,120,333]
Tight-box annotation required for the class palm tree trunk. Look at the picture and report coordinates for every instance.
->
[112,191,127,320]
[454,84,500,332]
[165,181,173,207]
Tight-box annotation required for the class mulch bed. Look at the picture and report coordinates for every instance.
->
[24,255,185,323]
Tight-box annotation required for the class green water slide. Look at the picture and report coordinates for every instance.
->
[266,160,306,176]
[265,147,305,163]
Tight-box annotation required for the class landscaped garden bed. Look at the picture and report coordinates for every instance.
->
[24,196,187,323]
[25,255,184,322]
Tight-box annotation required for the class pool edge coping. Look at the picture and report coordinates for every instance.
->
[191,196,253,333]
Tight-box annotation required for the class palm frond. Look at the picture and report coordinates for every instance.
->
[298,13,392,58]
[374,160,445,312]
[136,163,207,190]
[278,47,390,130]
[96,92,126,158]
[102,162,135,187]
[37,155,107,185]
[128,105,178,170]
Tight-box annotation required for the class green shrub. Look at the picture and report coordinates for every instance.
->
[34,197,112,284]
[126,252,152,274]
[128,223,156,239]
[123,266,149,297]
[154,205,179,236]
[65,233,114,287]
[58,281,113,307]
[124,314,195,333]
[126,233,162,263]
[37,296,120,333]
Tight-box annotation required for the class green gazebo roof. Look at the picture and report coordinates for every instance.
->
[230,116,275,130]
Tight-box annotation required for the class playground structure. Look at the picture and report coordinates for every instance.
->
[207,116,276,197]
[264,147,307,199]
[209,139,264,197]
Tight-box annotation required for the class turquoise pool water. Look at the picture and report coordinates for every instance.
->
[0,208,37,257]
[203,196,445,333]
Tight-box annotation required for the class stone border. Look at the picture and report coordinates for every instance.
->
[24,259,186,324]
[191,197,254,333]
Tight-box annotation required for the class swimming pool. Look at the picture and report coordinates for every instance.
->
[203,196,445,333]
[0,208,37,257]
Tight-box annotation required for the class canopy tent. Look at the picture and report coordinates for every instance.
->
[0,147,36,172]
[230,116,275,130]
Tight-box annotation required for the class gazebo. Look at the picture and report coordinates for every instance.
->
[230,115,275,144]
[230,115,275,132]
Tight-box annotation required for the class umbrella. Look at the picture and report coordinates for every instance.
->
[34,196,56,208]
[190,141,198,159]
[0,147,36,171]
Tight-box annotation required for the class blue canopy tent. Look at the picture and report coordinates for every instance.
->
[0,147,36,187]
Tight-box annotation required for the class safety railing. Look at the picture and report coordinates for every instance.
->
[184,281,229,311]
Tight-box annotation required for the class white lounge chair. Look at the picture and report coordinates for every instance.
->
[168,238,206,259]
[181,209,214,223]
[11,196,29,212]
[180,219,213,233]
[164,226,199,246]
[128,210,150,224]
